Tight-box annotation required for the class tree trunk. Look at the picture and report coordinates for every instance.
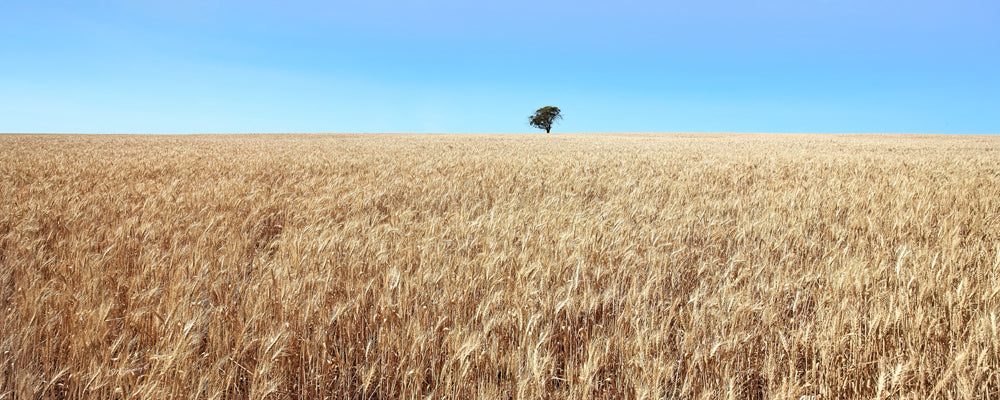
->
[546,127,551,133]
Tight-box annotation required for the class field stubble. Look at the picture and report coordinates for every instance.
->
[1,133,999,399]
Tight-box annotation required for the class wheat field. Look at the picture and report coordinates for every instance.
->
[1,133,999,399]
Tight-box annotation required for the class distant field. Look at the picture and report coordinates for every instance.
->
[2,133,999,399]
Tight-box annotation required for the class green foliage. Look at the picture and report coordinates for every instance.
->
[528,106,562,133]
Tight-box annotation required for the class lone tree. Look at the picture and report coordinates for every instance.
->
[528,106,562,133]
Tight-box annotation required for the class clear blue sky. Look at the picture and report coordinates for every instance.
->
[2,0,997,134]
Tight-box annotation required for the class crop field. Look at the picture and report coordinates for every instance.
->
[1,133,999,399]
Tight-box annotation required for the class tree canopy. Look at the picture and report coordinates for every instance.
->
[528,106,562,133]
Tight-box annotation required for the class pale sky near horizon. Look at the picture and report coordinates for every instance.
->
[1,1,997,134]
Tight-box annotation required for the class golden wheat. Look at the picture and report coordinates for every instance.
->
[1,133,999,399]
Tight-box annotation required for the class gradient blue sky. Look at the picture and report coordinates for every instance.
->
[2,0,997,134]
